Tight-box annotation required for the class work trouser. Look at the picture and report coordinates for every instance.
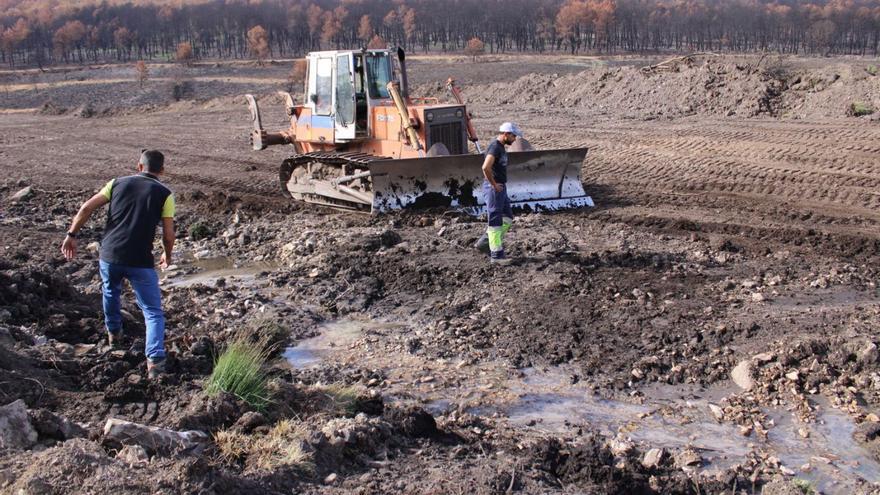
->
[482,181,513,258]
[99,260,166,361]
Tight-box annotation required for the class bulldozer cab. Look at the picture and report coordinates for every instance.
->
[305,50,395,143]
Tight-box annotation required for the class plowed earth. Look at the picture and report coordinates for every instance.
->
[0,54,878,495]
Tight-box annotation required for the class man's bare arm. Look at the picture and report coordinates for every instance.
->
[159,217,175,269]
[482,154,501,192]
[61,193,109,260]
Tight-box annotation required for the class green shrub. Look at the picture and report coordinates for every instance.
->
[188,222,214,241]
[848,101,875,117]
[205,334,271,410]
[792,478,816,495]
[867,65,878,76]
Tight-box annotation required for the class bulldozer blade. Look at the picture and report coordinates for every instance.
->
[369,148,593,214]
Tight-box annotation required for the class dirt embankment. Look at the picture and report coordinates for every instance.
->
[418,55,880,121]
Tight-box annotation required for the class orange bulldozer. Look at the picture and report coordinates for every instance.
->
[245,47,593,213]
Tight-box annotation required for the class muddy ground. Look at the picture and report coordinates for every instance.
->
[1,53,879,494]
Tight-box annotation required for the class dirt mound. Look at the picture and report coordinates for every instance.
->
[427,55,880,120]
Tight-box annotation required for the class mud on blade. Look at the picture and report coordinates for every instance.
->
[368,148,593,213]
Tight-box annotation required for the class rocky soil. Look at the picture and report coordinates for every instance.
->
[0,53,879,494]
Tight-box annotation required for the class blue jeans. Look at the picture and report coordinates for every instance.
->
[99,260,166,361]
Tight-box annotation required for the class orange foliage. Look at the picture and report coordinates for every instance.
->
[358,14,373,42]
[402,7,416,41]
[320,7,346,46]
[383,9,397,28]
[367,34,386,49]
[1,17,30,53]
[52,20,85,58]
[134,59,148,87]
[464,36,484,61]
[113,26,131,48]
[306,4,323,38]
[175,41,193,64]
[246,25,269,64]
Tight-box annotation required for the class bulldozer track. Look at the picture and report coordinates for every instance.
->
[279,151,388,211]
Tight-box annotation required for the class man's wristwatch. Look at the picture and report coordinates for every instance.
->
[66,231,77,239]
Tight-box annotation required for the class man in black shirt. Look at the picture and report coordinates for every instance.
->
[480,122,522,263]
[61,150,175,380]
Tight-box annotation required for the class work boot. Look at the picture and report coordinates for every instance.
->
[489,249,511,265]
[147,358,166,380]
[107,330,125,349]
[474,233,490,254]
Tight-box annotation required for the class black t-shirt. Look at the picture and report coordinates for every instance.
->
[486,138,508,184]
[99,173,174,268]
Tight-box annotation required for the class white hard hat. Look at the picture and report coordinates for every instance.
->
[499,122,523,137]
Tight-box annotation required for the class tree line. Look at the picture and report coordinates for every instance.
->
[2,0,880,67]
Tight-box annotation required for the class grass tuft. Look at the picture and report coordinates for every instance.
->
[188,222,214,241]
[214,420,314,472]
[205,333,272,410]
[792,478,816,495]
[214,429,250,462]
[319,383,360,417]
[848,101,874,117]
[867,65,878,76]
[249,419,314,472]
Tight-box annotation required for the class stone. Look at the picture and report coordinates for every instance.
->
[641,448,665,469]
[608,437,634,456]
[116,444,150,464]
[324,473,338,484]
[865,413,880,423]
[785,371,800,381]
[0,400,38,450]
[233,411,267,433]
[86,241,101,253]
[674,448,702,468]
[27,409,86,440]
[102,418,208,455]
[189,337,211,355]
[9,186,33,202]
[753,352,774,363]
[378,229,402,248]
[857,342,878,365]
[751,292,765,302]
[631,368,644,380]
[731,360,754,391]
[708,403,724,421]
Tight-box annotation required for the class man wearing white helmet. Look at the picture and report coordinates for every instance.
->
[479,122,522,263]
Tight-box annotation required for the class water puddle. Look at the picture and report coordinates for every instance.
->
[284,318,404,369]
[497,368,879,492]
[162,256,278,288]
[278,316,880,492]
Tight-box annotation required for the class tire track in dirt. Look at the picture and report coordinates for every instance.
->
[525,118,880,256]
